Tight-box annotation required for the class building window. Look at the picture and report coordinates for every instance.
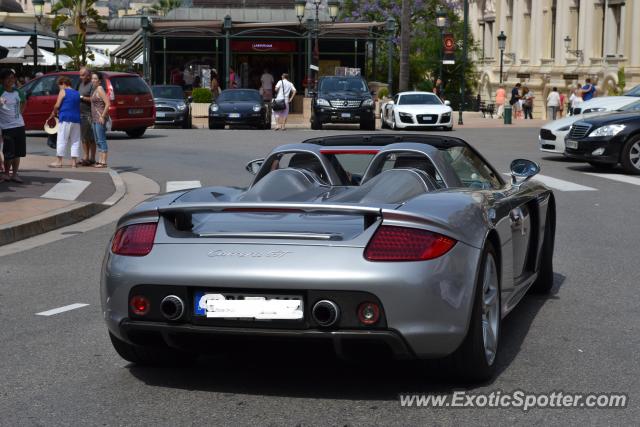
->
[550,0,557,59]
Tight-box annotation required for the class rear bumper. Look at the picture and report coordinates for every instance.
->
[102,241,481,359]
[120,320,414,359]
[111,117,156,131]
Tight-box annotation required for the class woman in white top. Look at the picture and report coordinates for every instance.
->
[274,73,297,131]
[546,87,561,121]
[569,84,583,116]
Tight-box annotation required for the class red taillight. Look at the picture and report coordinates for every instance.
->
[364,225,456,261]
[111,223,157,256]
[357,302,380,325]
[130,295,150,316]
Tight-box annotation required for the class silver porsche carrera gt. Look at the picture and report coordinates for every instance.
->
[101,134,556,381]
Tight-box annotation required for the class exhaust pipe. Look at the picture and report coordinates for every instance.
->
[312,300,340,327]
[160,295,185,321]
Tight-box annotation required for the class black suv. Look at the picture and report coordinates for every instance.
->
[311,76,376,130]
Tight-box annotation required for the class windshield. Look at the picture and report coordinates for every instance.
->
[624,85,640,97]
[620,100,640,111]
[319,78,368,93]
[152,85,184,99]
[398,94,442,105]
[217,90,261,102]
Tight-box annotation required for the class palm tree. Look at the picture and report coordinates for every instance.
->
[149,0,183,16]
[57,35,95,70]
[51,0,107,66]
[398,0,410,91]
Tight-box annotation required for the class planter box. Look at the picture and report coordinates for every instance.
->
[191,103,210,118]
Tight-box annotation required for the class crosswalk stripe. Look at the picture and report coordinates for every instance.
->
[583,172,640,186]
[36,303,89,316]
[166,180,202,192]
[532,174,598,192]
[41,179,91,200]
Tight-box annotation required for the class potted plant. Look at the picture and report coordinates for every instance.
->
[190,88,213,118]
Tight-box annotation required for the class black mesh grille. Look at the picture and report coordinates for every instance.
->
[540,128,556,141]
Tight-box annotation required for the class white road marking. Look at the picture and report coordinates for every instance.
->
[166,180,202,193]
[532,174,598,192]
[583,172,640,186]
[41,179,91,201]
[36,303,89,316]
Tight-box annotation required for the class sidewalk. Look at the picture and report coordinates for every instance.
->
[0,155,125,246]
[192,112,547,130]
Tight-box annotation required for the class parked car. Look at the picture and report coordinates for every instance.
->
[102,133,555,382]
[570,83,640,115]
[21,71,155,140]
[564,101,640,174]
[311,76,376,130]
[381,91,453,131]
[208,89,270,129]
[539,97,638,154]
[152,85,192,129]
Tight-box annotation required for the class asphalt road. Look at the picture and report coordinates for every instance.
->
[2,126,639,425]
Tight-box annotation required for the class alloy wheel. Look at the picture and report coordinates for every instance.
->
[482,255,499,366]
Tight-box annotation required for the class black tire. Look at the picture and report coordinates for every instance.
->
[125,127,146,138]
[588,161,616,171]
[360,119,376,131]
[446,243,500,382]
[443,126,453,132]
[181,113,192,129]
[311,118,322,130]
[529,202,556,294]
[381,113,389,129]
[209,121,224,130]
[109,331,194,366]
[263,115,272,130]
[620,135,640,175]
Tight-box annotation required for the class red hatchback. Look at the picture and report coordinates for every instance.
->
[21,71,156,138]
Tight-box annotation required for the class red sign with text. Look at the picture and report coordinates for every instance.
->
[230,41,297,53]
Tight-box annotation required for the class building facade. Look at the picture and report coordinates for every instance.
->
[470,0,640,118]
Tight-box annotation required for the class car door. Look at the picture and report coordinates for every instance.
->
[22,75,60,130]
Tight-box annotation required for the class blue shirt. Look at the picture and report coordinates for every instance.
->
[59,88,81,123]
[582,84,596,101]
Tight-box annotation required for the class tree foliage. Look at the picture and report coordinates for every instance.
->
[341,0,478,105]
[149,0,183,16]
[51,0,106,67]
[56,35,95,70]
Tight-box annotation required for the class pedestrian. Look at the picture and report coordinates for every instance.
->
[47,76,81,168]
[558,91,566,118]
[90,72,110,168]
[522,86,535,119]
[78,67,96,166]
[509,83,522,119]
[260,68,274,101]
[581,78,597,101]
[569,84,583,115]
[0,68,27,183]
[183,67,194,91]
[210,69,221,101]
[273,72,297,131]
[193,75,201,89]
[546,87,561,120]
[433,78,444,101]
[229,67,239,89]
[495,84,506,118]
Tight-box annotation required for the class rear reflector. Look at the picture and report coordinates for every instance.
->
[130,295,150,316]
[364,225,456,261]
[111,223,157,256]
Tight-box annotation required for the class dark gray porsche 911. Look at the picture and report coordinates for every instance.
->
[101,134,556,381]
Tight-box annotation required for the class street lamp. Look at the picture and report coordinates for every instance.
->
[224,15,232,89]
[386,17,395,97]
[435,8,448,82]
[32,0,45,71]
[295,0,340,96]
[497,31,506,84]
[564,35,583,64]
[141,15,151,82]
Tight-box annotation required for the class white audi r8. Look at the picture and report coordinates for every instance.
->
[381,91,453,131]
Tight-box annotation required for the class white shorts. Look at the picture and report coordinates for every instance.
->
[57,121,81,158]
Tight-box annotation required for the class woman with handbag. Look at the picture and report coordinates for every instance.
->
[273,73,297,131]
[90,73,111,168]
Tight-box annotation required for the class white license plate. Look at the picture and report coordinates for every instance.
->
[229,113,241,118]
[341,113,351,118]
[156,112,165,118]
[129,108,144,115]
[566,139,578,149]
[197,293,303,320]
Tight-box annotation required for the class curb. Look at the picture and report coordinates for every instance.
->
[0,168,126,247]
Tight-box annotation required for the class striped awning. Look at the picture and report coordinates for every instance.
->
[111,28,143,61]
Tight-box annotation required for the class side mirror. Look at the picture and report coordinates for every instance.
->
[370,90,375,96]
[510,159,540,185]
[308,90,317,97]
[187,96,193,103]
[387,100,394,105]
[245,158,265,175]
[444,100,451,106]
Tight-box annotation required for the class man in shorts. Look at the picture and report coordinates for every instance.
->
[0,68,26,183]
[78,67,96,166]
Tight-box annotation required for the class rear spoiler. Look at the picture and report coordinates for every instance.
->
[158,202,382,216]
